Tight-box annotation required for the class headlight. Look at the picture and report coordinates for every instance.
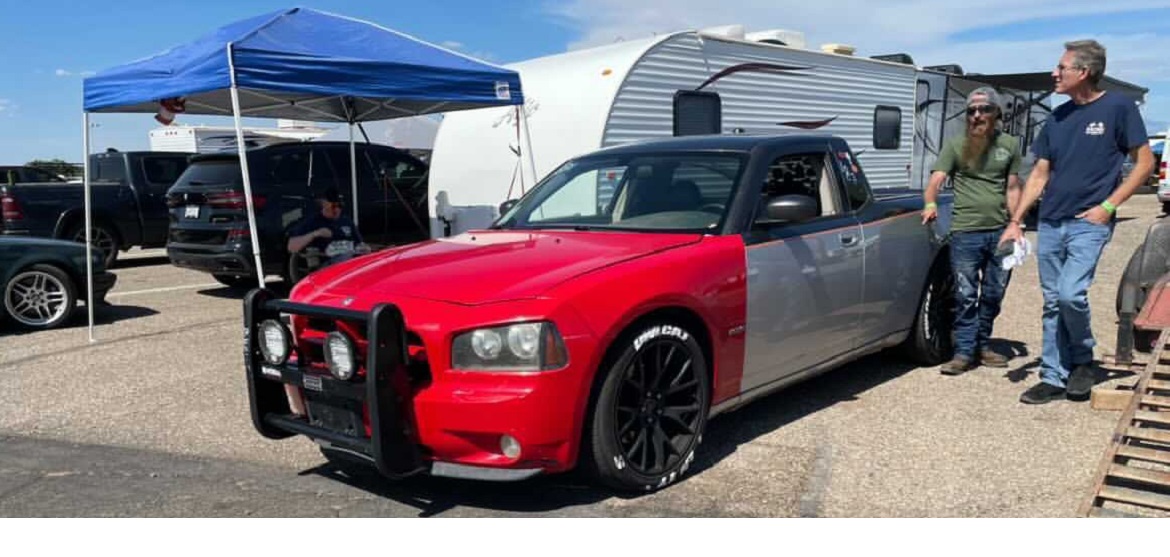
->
[258,319,291,365]
[324,332,357,380]
[452,322,568,371]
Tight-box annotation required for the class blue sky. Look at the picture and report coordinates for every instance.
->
[1,0,1167,163]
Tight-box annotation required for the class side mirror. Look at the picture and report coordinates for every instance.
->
[498,199,519,215]
[764,194,819,223]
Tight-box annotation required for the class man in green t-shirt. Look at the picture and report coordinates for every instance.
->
[922,87,1022,375]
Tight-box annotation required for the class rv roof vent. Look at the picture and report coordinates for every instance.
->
[924,64,964,75]
[871,53,915,65]
[821,43,856,56]
[745,29,806,49]
[699,24,746,40]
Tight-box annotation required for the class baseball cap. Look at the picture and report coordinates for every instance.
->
[966,86,1003,111]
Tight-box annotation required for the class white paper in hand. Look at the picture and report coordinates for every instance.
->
[1001,238,1032,270]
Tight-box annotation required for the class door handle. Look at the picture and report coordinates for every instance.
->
[839,233,859,247]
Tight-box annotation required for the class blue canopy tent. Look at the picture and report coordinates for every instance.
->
[80,7,530,340]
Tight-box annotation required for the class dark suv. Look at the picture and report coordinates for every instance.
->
[165,142,429,286]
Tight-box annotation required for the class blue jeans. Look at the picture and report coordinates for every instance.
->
[1037,218,1113,387]
[950,229,1012,358]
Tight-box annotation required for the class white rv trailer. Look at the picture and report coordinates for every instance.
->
[428,27,1146,236]
[148,121,328,154]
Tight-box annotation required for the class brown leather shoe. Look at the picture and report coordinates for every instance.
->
[979,349,1009,368]
[940,355,975,376]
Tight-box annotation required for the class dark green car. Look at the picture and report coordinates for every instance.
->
[0,236,116,330]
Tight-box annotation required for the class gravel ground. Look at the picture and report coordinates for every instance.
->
[0,193,1161,517]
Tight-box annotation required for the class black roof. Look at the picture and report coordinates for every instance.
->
[586,133,832,156]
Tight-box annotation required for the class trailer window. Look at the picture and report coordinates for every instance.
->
[674,91,722,136]
[873,106,902,150]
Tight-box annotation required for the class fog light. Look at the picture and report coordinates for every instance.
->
[259,319,291,365]
[324,332,356,380]
[500,435,521,459]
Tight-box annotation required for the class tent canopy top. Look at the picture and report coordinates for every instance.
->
[82,6,524,121]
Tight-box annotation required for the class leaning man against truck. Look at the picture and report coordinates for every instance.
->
[923,87,1022,375]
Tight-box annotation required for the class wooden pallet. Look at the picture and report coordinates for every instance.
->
[1081,330,1170,517]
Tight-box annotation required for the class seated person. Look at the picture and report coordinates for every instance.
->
[286,188,369,268]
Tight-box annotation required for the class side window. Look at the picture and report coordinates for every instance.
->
[94,157,127,183]
[141,157,187,193]
[755,153,841,224]
[830,147,870,211]
[306,147,339,196]
[326,147,370,204]
[374,152,429,205]
[264,150,311,193]
[674,91,721,136]
[873,105,902,150]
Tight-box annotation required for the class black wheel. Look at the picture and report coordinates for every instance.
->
[900,262,954,365]
[3,264,77,330]
[584,321,709,492]
[69,222,120,268]
[212,274,256,290]
[1163,201,1170,215]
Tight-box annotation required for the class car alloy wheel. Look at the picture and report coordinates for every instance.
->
[4,266,75,329]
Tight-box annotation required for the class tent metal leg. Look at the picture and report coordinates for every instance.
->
[83,113,95,343]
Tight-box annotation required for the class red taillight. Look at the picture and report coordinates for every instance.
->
[1,193,23,221]
[227,228,251,242]
[205,192,267,211]
[1160,160,1167,181]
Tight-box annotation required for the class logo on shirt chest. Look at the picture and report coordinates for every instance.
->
[1085,122,1106,136]
[341,226,352,237]
[993,147,1011,162]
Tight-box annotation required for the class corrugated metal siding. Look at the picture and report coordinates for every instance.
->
[603,34,918,190]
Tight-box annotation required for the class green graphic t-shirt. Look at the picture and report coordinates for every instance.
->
[932,132,1021,232]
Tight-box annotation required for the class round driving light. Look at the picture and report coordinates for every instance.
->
[500,435,522,459]
[471,329,503,360]
[259,319,290,365]
[506,324,541,360]
[324,332,356,380]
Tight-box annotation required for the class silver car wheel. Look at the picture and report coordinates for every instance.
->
[5,270,71,327]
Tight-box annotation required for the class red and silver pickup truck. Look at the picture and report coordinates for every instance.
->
[243,134,954,492]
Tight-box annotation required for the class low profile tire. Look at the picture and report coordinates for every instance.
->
[69,222,120,268]
[584,321,710,493]
[212,274,256,290]
[901,262,954,366]
[3,264,77,330]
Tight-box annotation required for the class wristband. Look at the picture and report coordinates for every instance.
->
[924,202,937,210]
[1101,200,1117,214]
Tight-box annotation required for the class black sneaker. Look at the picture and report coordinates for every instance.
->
[1020,382,1066,404]
[940,355,975,376]
[1066,364,1096,401]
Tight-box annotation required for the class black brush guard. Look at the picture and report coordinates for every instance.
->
[244,288,426,479]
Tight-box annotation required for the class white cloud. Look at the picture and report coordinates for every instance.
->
[54,69,94,78]
[54,69,71,77]
[0,99,11,112]
[441,40,465,50]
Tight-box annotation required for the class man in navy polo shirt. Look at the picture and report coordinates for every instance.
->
[1000,40,1155,404]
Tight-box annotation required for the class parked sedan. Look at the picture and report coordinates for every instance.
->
[0,237,116,330]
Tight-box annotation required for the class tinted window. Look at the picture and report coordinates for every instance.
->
[830,146,870,211]
[142,156,188,189]
[172,160,241,189]
[758,153,841,221]
[674,91,722,136]
[873,105,902,150]
[94,157,127,182]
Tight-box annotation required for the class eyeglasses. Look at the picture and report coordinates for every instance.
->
[966,105,997,116]
[1056,64,1083,73]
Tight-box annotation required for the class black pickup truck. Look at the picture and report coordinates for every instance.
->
[1,151,191,266]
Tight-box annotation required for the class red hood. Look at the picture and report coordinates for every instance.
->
[299,230,701,306]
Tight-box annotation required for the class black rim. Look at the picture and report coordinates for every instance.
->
[925,271,955,352]
[74,227,115,259]
[612,338,703,476]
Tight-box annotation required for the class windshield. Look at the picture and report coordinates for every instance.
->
[497,153,746,233]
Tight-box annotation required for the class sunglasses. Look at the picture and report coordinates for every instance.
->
[966,105,997,116]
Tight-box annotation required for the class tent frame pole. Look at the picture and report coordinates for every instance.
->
[520,104,538,190]
[83,113,95,343]
[227,43,266,289]
[349,122,359,226]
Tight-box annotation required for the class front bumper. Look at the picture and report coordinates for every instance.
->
[89,271,117,303]
[244,289,591,482]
